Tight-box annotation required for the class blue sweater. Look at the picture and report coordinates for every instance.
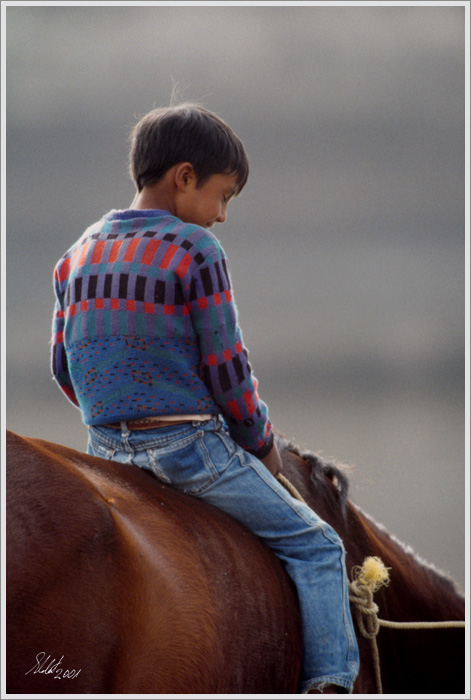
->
[52,209,273,458]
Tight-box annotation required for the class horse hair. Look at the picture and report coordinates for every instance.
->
[275,433,350,508]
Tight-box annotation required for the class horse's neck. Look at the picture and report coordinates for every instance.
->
[352,504,465,693]
[274,445,465,693]
[280,448,464,620]
[351,504,465,621]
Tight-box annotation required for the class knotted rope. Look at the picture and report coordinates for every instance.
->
[348,557,465,693]
[277,474,465,694]
[348,557,389,693]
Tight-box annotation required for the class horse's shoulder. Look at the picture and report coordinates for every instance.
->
[9,433,302,680]
[77,446,292,589]
[7,433,126,595]
[7,431,291,586]
[7,430,121,537]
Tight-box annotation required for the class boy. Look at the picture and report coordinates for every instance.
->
[51,103,359,693]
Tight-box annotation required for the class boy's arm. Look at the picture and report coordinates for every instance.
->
[51,268,79,408]
[183,246,275,461]
[259,441,283,477]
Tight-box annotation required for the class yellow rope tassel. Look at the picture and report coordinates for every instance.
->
[352,556,391,593]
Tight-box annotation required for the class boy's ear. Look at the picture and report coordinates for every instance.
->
[174,162,196,191]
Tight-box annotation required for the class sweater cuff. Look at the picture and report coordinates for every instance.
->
[248,430,274,460]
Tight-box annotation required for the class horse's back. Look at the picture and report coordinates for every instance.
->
[6,431,302,694]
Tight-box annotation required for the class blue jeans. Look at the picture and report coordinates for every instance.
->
[87,417,359,692]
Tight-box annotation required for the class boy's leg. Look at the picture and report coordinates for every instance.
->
[192,426,359,692]
[87,419,359,692]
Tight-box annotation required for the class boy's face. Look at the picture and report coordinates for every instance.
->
[175,171,239,229]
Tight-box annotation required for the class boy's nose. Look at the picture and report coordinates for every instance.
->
[216,209,227,223]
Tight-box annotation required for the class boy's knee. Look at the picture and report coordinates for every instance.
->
[318,520,346,555]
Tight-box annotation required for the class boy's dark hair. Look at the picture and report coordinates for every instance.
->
[129,103,249,194]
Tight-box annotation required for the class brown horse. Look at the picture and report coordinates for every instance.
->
[6,429,465,694]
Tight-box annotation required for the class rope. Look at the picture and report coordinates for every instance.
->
[277,473,307,504]
[348,575,384,692]
[277,473,466,694]
[348,575,465,694]
[378,618,465,630]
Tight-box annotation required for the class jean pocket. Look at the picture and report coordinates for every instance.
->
[201,428,238,468]
[147,430,221,495]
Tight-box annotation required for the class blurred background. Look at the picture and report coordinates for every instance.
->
[6,5,466,590]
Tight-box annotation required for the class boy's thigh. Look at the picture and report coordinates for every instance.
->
[88,424,337,549]
[199,439,335,546]
[145,425,305,536]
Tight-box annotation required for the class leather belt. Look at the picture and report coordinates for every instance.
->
[101,417,209,431]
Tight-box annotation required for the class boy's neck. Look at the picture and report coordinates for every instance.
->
[129,189,174,214]
[129,173,177,214]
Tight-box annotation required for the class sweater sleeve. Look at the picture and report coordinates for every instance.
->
[182,243,273,458]
[51,262,79,408]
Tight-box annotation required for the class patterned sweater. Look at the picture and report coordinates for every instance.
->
[51,209,273,458]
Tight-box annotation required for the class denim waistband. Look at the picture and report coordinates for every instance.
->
[88,415,225,451]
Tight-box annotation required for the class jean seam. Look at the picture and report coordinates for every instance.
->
[211,427,237,458]
[130,426,198,450]
[194,435,227,489]
[343,571,360,672]
[146,429,203,453]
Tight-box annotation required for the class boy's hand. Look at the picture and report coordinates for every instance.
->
[260,442,283,477]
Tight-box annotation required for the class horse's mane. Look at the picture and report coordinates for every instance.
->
[277,434,464,598]
[276,434,350,508]
[275,433,465,603]
[355,503,465,598]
